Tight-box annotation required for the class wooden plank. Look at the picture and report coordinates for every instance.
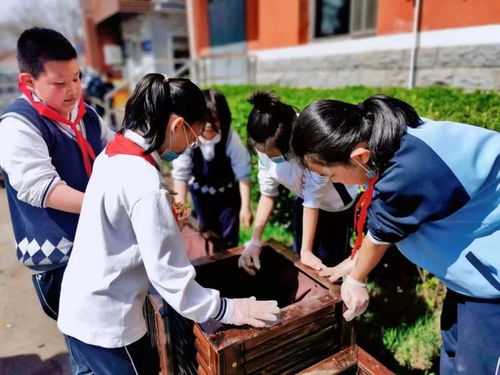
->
[196,351,211,375]
[358,346,395,375]
[266,239,340,294]
[296,345,357,374]
[226,293,337,350]
[296,345,395,375]
[219,343,245,375]
[244,310,337,361]
[197,363,209,375]
[245,323,340,374]
[146,295,171,375]
[194,339,212,371]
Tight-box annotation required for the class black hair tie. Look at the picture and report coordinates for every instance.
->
[357,102,366,115]
[357,102,373,122]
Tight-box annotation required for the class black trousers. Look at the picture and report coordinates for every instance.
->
[32,266,66,320]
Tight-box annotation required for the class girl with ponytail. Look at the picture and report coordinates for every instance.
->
[57,75,279,375]
[238,91,358,275]
[291,95,500,375]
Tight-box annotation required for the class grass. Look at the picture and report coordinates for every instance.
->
[239,221,293,246]
[202,84,499,373]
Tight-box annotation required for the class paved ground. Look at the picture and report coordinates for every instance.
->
[0,186,210,375]
[0,188,70,375]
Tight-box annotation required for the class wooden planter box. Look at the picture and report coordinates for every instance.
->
[147,240,345,375]
[297,345,395,375]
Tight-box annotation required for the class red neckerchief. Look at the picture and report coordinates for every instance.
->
[351,175,378,259]
[18,82,96,177]
[106,134,180,222]
[105,133,158,170]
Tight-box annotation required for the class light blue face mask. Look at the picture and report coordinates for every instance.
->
[270,155,286,164]
[161,149,179,162]
[161,120,199,162]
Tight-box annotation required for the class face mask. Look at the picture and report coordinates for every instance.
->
[201,133,221,145]
[161,120,199,162]
[351,157,377,179]
[161,149,179,162]
[270,155,286,164]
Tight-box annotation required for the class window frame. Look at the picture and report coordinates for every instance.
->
[309,0,378,42]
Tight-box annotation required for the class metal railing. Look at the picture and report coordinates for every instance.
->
[191,53,257,86]
[93,53,258,129]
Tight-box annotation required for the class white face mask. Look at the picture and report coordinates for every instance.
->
[200,133,221,144]
[200,133,222,161]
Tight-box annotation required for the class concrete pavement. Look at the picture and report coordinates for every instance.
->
[0,188,70,375]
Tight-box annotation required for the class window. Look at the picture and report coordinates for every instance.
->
[350,0,377,35]
[314,0,377,38]
[208,0,246,46]
[172,35,190,73]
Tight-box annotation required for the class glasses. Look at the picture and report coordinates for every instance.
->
[183,121,201,149]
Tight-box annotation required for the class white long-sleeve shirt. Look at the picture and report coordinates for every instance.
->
[257,151,358,211]
[0,95,114,208]
[58,130,227,348]
[171,130,251,182]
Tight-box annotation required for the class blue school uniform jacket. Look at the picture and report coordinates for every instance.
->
[368,118,500,298]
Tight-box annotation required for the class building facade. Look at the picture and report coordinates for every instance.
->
[81,0,189,83]
[187,0,500,90]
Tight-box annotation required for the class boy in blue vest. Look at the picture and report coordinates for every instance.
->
[0,27,113,320]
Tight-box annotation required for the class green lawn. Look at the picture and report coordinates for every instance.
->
[205,85,500,374]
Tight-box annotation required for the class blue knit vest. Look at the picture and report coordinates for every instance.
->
[0,98,103,272]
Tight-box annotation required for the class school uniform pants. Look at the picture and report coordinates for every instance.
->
[440,289,500,375]
[32,266,93,373]
[190,185,241,248]
[32,266,66,320]
[292,197,354,267]
[65,334,159,375]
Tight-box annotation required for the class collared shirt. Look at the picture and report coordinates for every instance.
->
[0,94,114,208]
[58,130,225,348]
[257,151,358,212]
[172,130,251,182]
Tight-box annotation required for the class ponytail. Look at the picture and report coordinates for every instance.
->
[360,95,421,169]
[122,73,207,154]
[246,91,297,156]
[291,95,421,171]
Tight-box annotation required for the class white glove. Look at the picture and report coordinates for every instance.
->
[319,253,358,282]
[238,239,262,276]
[341,275,369,321]
[221,297,280,327]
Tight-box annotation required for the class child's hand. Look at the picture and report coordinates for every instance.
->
[319,254,358,282]
[167,189,178,199]
[341,275,369,321]
[300,251,325,271]
[239,207,253,228]
[238,240,262,276]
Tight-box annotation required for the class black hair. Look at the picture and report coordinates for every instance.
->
[17,27,77,78]
[246,91,297,157]
[121,73,208,154]
[291,95,422,172]
[203,89,232,138]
